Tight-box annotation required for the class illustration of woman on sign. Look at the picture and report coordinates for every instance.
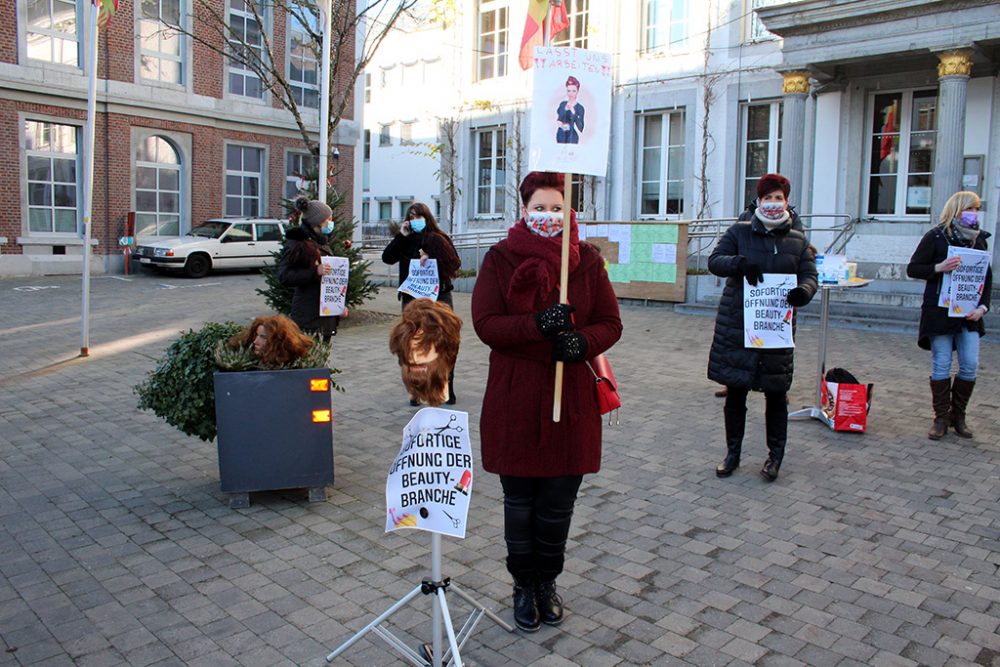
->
[556,76,585,144]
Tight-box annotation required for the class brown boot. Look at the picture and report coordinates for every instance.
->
[928,378,951,440]
[950,377,976,439]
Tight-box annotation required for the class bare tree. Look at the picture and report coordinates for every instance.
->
[171,0,417,179]
[695,0,724,220]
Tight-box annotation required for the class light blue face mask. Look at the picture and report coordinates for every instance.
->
[321,221,335,234]
[409,218,426,233]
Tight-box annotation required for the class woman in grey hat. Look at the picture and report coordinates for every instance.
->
[277,197,339,342]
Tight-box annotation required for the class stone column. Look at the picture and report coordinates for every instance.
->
[779,71,810,208]
[931,49,973,217]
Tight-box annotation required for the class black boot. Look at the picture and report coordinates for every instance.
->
[950,377,975,439]
[717,389,746,477]
[536,579,564,626]
[761,392,787,482]
[512,580,540,632]
[928,378,951,440]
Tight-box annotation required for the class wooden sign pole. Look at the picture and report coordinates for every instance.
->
[552,173,573,422]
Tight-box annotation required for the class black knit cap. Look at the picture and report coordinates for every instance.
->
[294,196,333,228]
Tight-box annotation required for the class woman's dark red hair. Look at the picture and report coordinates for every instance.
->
[566,76,580,88]
[519,172,564,207]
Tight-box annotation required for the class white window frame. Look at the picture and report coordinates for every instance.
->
[379,123,392,147]
[642,0,689,54]
[636,110,685,219]
[287,4,319,109]
[22,0,81,67]
[226,0,268,101]
[477,0,508,81]
[552,0,589,49]
[23,118,81,235]
[224,143,266,217]
[864,88,938,218]
[474,125,507,218]
[138,0,184,85]
[738,100,782,211]
[285,150,317,200]
[364,72,371,103]
[744,0,782,43]
[377,200,392,221]
[134,136,183,237]
[400,121,415,146]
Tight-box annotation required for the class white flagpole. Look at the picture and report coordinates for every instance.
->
[80,0,99,357]
[318,0,332,202]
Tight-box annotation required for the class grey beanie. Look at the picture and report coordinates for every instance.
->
[294,197,333,228]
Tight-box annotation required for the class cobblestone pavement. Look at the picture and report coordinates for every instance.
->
[1,270,999,667]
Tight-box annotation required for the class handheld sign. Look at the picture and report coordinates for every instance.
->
[945,247,990,317]
[385,408,473,539]
[319,256,350,316]
[398,259,440,301]
[744,274,797,349]
[528,46,612,177]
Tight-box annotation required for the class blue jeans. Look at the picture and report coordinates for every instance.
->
[930,330,979,381]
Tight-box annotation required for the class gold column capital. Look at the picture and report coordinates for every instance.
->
[781,71,810,95]
[937,49,974,79]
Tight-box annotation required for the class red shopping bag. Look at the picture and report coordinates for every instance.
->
[820,380,873,432]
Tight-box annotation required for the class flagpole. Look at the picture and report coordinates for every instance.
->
[80,0,99,358]
[318,0,332,203]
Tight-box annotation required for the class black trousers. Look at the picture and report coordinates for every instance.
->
[724,386,788,458]
[499,475,583,584]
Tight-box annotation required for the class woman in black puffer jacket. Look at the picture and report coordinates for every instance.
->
[708,174,817,482]
[277,197,339,342]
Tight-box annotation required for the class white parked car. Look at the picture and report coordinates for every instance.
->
[134,218,287,278]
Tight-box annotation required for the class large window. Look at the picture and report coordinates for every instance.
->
[225,145,264,216]
[25,0,79,65]
[378,201,392,221]
[139,0,183,83]
[25,120,79,233]
[135,136,181,236]
[288,6,319,109]
[474,126,506,217]
[746,0,783,43]
[643,0,688,53]
[739,101,782,210]
[637,111,684,218]
[364,72,371,103]
[867,90,937,216]
[379,123,392,147]
[552,0,589,49]
[477,1,508,80]
[227,0,266,99]
[363,129,371,191]
[285,151,317,199]
[400,121,415,146]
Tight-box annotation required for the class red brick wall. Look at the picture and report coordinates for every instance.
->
[193,2,225,99]
[0,0,15,64]
[103,0,134,84]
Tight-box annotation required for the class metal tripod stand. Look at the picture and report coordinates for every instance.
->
[325,533,513,666]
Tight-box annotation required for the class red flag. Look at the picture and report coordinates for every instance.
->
[519,0,570,70]
[879,100,896,162]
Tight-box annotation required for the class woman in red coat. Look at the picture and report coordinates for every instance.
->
[471,172,622,633]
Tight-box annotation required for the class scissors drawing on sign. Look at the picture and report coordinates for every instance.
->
[434,415,463,434]
[443,510,461,528]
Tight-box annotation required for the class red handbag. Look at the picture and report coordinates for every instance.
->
[586,354,621,425]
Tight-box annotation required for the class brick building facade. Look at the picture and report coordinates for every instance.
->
[0,0,358,275]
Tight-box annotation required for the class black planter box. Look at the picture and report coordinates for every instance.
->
[213,368,334,508]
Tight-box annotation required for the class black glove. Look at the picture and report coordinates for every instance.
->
[552,332,588,362]
[786,286,811,308]
[738,257,764,286]
[535,303,575,338]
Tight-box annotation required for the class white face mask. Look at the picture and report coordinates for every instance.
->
[755,201,790,228]
[526,211,564,237]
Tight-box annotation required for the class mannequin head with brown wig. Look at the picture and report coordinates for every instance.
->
[388,300,462,405]
[231,315,314,367]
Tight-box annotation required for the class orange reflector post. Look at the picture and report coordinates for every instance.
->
[312,410,332,423]
[310,379,329,392]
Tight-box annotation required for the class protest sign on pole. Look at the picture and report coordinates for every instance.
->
[319,256,349,316]
[528,46,612,177]
[385,408,473,539]
[743,274,797,349]
[945,247,990,317]
[398,259,440,301]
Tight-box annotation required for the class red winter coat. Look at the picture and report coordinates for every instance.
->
[472,236,622,477]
